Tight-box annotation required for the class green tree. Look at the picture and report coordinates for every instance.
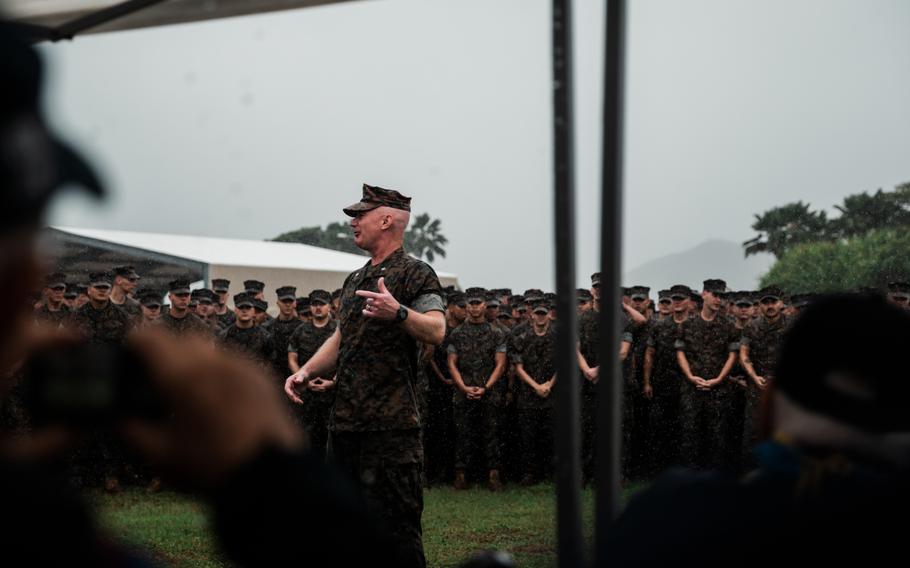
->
[272,222,364,255]
[271,213,448,262]
[742,202,829,258]
[404,213,448,263]
[760,228,910,292]
[828,189,910,239]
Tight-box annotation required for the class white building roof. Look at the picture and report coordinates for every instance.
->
[51,226,457,278]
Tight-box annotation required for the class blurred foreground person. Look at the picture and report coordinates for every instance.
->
[0,26,391,567]
[604,294,910,567]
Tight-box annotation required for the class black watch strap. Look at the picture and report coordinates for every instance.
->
[396,306,409,322]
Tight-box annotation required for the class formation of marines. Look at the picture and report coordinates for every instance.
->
[29,263,910,491]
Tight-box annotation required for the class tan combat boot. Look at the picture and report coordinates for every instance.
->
[454,469,468,490]
[488,469,503,492]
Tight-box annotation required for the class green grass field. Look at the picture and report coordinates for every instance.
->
[92,483,641,567]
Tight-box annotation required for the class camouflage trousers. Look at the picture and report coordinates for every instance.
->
[644,375,681,476]
[453,398,500,471]
[297,399,332,462]
[331,429,426,568]
[742,382,765,470]
[679,382,735,471]
[517,407,554,481]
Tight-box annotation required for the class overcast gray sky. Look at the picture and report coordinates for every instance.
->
[38,0,910,291]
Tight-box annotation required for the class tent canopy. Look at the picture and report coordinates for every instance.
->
[42,227,459,303]
[5,0,360,40]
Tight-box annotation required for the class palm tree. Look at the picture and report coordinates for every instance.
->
[743,202,828,258]
[404,213,448,263]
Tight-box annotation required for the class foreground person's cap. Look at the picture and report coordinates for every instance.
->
[343,183,412,217]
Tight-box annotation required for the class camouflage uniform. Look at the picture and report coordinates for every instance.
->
[216,309,236,328]
[644,317,684,473]
[511,324,557,481]
[424,323,456,484]
[577,308,599,481]
[675,315,739,470]
[218,324,275,369]
[158,311,211,337]
[68,302,132,344]
[740,315,789,465]
[34,303,70,327]
[263,316,302,379]
[287,319,337,461]
[111,295,142,321]
[447,321,506,472]
[330,247,444,568]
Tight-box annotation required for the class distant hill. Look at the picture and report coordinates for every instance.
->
[623,240,775,291]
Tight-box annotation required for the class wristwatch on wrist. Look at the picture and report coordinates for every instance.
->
[396,306,409,322]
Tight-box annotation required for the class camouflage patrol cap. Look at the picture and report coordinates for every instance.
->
[629,286,650,300]
[668,284,691,298]
[343,183,412,217]
[591,273,601,287]
[577,288,593,300]
[296,297,311,312]
[523,289,544,302]
[331,289,342,300]
[485,292,501,308]
[531,299,550,315]
[276,286,297,301]
[211,279,230,293]
[44,272,66,288]
[89,271,114,287]
[446,291,466,306]
[309,289,331,304]
[244,280,265,293]
[64,283,79,299]
[464,287,487,303]
[621,287,632,296]
[191,289,215,304]
[233,293,254,308]
[758,285,785,301]
[168,279,191,294]
[253,299,268,312]
[733,292,754,307]
[113,265,139,280]
[497,308,512,320]
[137,289,163,308]
[510,294,524,306]
[702,279,727,293]
[543,292,557,309]
[657,289,671,301]
[496,288,513,298]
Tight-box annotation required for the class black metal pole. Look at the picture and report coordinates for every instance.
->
[551,1,583,567]
[595,0,627,564]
